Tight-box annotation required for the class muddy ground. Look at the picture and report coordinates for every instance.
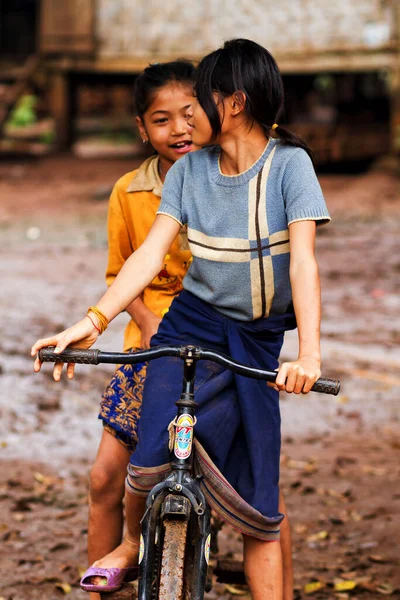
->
[0,154,399,600]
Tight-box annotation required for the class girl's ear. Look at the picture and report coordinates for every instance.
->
[136,116,149,143]
[232,91,246,115]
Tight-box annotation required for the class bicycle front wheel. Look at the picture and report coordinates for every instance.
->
[158,518,189,600]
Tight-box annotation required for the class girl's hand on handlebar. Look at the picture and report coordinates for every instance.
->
[31,317,99,381]
[272,356,321,394]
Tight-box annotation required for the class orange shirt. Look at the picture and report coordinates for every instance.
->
[106,155,192,350]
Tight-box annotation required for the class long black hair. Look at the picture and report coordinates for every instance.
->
[134,60,196,118]
[194,39,313,162]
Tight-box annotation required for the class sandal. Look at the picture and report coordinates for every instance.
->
[80,565,138,592]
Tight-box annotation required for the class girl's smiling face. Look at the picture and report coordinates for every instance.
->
[136,82,196,170]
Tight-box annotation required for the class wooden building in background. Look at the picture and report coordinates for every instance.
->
[1,0,399,161]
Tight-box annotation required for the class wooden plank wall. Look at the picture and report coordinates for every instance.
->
[40,0,95,54]
[96,0,396,61]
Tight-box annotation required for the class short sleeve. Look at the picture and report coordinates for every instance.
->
[282,149,331,226]
[157,158,186,226]
[105,179,135,287]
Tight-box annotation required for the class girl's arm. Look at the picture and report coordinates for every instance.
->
[275,220,322,394]
[127,299,162,349]
[106,185,161,349]
[96,214,179,319]
[31,215,180,379]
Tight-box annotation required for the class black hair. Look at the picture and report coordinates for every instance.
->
[134,60,196,118]
[194,39,314,162]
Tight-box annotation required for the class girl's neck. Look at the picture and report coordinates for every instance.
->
[158,157,173,182]
[218,125,269,176]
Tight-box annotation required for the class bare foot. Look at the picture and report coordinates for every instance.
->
[84,536,139,587]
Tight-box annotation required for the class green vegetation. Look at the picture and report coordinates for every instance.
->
[7,94,38,128]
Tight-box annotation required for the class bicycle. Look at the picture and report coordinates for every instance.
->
[39,344,340,600]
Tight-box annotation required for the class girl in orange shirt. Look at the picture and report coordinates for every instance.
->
[88,61,196,600]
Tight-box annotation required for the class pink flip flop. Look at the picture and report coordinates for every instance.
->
[80,565,138,592]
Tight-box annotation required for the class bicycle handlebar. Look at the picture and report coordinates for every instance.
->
[38,346,340,396]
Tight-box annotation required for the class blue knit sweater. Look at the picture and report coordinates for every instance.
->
[158,139,330,321]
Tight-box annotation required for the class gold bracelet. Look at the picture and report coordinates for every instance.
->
[87,306,109,334]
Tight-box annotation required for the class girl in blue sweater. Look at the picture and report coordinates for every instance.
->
[33,39,330,599]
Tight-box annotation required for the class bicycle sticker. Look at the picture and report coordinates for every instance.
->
[139,534,144,564]
[204,533,211,565]
[174,413,194,459]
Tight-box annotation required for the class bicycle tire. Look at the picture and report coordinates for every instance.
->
[182,516,195,600]
[158,518,188,600]
[151,521,163,600]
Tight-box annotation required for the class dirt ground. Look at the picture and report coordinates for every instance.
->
[0,154,399,600]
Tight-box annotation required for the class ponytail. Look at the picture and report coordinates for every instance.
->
[271,124,315,165]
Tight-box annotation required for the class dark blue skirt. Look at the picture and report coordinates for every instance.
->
[127,291,296,539]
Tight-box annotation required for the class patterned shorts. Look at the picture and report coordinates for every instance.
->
[99,350,147,454]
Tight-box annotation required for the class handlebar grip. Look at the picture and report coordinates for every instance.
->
[38,347,100,365]
[311,377,340,396]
